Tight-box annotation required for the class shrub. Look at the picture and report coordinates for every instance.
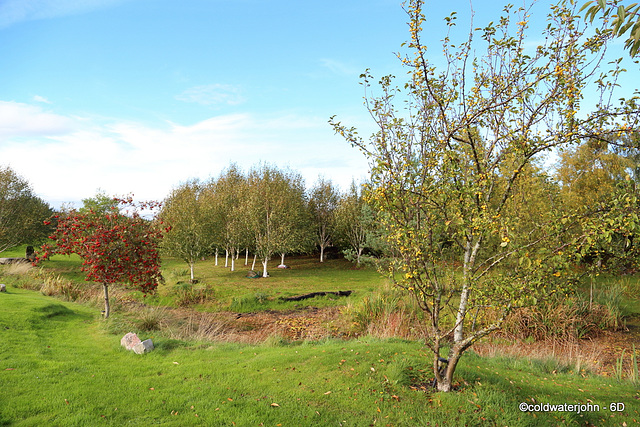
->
[40,275,83,301]
[229,293,270,312]
[343,285,424,339]
[136,306,170,331]
[174,283,215,307]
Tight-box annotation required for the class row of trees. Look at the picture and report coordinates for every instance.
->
[159,164,379,280]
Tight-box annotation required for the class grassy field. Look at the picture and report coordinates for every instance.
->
[2,245,640,425]
[1,285,639,426]
[40,250,387,312]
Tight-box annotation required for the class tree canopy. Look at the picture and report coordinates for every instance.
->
[0,165,53,254]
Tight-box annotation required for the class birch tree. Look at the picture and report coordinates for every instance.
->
[204,165,250,272]
[246,164,310,277]
[160,180,210,282]
[334,181,376,266]
[309,177,340,262]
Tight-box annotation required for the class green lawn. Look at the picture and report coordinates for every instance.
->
[36,252,386,312]
[1,285,639,426]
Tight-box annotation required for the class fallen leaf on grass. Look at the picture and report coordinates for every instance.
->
[271,403,280,407]
[5,368,14,371]
[173,362,179,365]
[324,391,332,395]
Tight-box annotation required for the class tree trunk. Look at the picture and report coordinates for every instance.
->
[251,254,257,271]
[280,253,285,265]
[231,249,235,272]
[245,248,249,266]
[190,262,195,282]
[444,350,462,392]
[102,283,110,319]
[262,257,269,278]
[320,245,325,263]
[455,240,481,343]
[215,249,219,266]
[225,249,229,268]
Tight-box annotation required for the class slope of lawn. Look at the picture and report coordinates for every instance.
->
[1,285,639,426]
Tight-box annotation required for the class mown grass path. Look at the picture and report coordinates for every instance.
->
[2,286,640,426]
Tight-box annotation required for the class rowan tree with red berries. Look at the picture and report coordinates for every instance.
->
[38,197,167,319]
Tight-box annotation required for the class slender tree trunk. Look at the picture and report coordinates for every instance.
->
[455,240,481,343]
[262,257,269,278]
[225,249,229,268]
[320,245,325,263]
[190,262,195,282]
[357,247,363,265]
[251,254,257,271]
[215,248,219,266]
[102,283,110,319]
[231,249,236,272]
[245,248,249,266]
[280,253,285,266]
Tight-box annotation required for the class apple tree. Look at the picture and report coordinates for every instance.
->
[331,0,639,391]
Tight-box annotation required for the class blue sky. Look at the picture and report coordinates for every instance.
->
[0,0,637,208]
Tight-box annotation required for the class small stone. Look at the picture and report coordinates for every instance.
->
[0,284,6,292]
[133,339,154,354]
[120,332,141,350]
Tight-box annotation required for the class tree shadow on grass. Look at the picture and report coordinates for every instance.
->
[29,303,93,326]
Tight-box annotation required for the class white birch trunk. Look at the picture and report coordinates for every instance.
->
[215,248,219,266]
[231,249,235,272]
[245,248,249,266]
[251,254,257,271]
[262,257,269,278]
[280,253,285,265]
[225,249,229,268]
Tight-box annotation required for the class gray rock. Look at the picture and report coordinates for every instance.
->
[0,284,5,292]
[133,339,154,354]
[120,332,141,350]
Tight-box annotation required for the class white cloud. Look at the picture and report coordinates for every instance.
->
[33,95,52,104]
[0,0,128,28]
[319,58,360,76]
[176,84,246,106]
[0,104,369,207]
[0,101,74,139]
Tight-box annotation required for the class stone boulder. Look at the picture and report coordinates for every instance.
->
[121,332,154,354]
[120,332,142,350]
[133,339,154,354]
[0,284,6,292]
